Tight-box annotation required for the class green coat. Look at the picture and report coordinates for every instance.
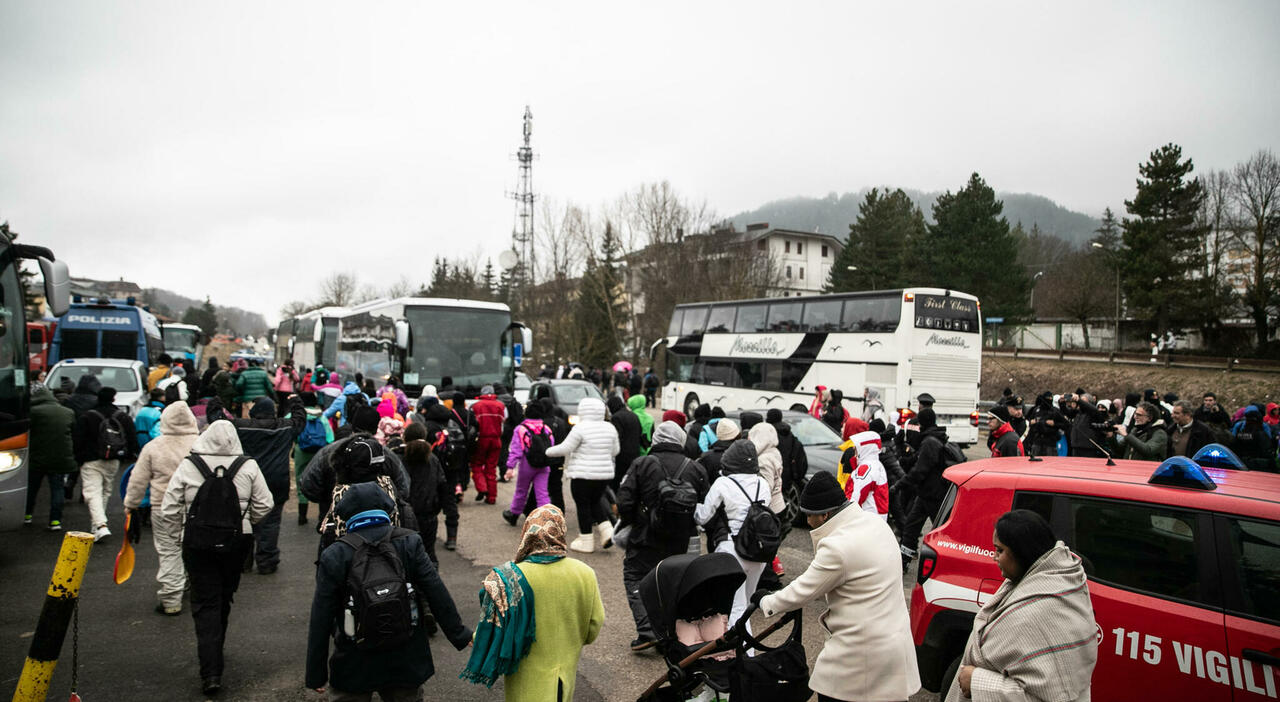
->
[504,558,604,701]
[1111,421,1169,461]
[627,394,653,456]
[29,386,77,474]
[234,367,274,404]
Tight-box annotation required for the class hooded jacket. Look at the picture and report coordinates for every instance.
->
[695,440,769,538]
[545,397,619,481]
[761,503,920,701]
[617,424,711,550]
[160,420,274,535]
[901,425,954,502]
[470,393,506,439]
[770,418,809,491]
[627,394,654,450]
[377,384,411,418]
[861,388,888,425]
[234,365,274,404]
[608,395,644,478]
[843,430,888,520]
[748,422,786,514]
[506,418,552,471]
[324,382,366,426]
[124,401,200,510]
[989,421,1025,458]
[208,395,306,503]
[305,483,470,692]
[299,434,414,527]
[273,365,299,393]
[74,391,139,464]
[29,386,77,475]
[64,374,102,419]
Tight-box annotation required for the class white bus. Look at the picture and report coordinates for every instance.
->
[654,287,982,445]
[274,307,345,371]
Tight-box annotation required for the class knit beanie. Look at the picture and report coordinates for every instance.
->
[715,418,741,442]
[917,408,937,430]
[989,405,1011,423]
[765,408,783,424]
[740,411,763,432]
[800,471,847,514]
[661,410,687,428]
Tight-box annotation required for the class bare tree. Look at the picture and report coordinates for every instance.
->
[1229,150,1280,350]
[1041,250,1113,348]
[318,271,360,307]
[385,275,416,299]
[279,300,312,319]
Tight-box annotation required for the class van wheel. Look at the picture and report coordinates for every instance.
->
[683,393,701,417]
[940,655,962,696]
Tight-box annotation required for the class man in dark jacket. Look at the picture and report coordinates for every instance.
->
[75,386,139,540]
[987,406,1024,458]
[300,406,414,537]
[684,404,711,458]
[1230,406,1276,472]
[64,374,101,418]
[896,409,956,571]
[617,421,711,651]
[1069,394,1109,458]
[608,395,643,490]
[207,394,305,574]
[766,409,809,493]
[421,402,466,514]
[1168,400,1214,458]
[1025,391,1068,457]
[305,483,471,698]
[26,384,77,530]
[1194,392,1233,443]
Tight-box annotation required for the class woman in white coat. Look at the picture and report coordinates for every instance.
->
[757,471,920,702]
[694,439,771,632]
[545,397,619,553]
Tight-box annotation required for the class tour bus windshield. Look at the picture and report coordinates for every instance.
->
[403,307,510,388]
[163,327,200,354]
[0,254,26,424]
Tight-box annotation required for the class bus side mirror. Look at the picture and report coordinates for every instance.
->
[39,257,70,317]
[394,320,410,351]
[520,327,532,356]
[648,338,668,360]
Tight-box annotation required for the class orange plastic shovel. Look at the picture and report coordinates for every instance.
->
[113,512,135,584]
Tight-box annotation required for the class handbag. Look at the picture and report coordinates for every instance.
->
[729,610,810,702]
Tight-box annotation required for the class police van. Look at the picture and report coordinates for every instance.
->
[51,299,163,367]
[909,450,1280,700]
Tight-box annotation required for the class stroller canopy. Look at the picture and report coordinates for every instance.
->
[639,552,745,642]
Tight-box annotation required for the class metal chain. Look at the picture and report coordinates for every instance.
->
[71,599,79,693]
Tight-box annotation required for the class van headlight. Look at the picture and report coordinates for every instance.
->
[0,450,24,474]
[568,414,579,425]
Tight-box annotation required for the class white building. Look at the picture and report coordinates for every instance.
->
[738,223,844,296]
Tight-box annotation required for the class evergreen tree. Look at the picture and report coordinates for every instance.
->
[575,222,624,368]
[481,259,497,301]
[182,297,219,337]
[826,188,924,292]
[1120,144,1206,333]
[906,173,1030,317]
[1091,207,1121,249]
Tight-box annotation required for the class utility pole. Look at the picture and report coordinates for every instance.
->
[507,106,536,308]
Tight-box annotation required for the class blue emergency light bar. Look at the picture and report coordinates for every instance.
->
[1149,456,1217,491]
[1191,443,1247,471]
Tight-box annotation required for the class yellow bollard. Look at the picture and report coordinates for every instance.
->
[12,531,94,702]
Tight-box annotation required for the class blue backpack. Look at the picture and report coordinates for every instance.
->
[299,416,328,452]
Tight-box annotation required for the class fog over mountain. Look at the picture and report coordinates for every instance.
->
[731,189,1103,247]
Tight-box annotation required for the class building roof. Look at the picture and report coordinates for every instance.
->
[736,227,844,247]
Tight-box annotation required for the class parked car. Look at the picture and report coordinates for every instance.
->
[909,452,1280,700]
[46,358,149,417]
[528,379,605,423]
[513,372,532,406]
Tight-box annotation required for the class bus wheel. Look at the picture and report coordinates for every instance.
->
[683,393,701,417]
[788,403,807,414]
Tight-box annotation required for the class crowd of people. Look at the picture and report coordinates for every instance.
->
[35,356,1236,700]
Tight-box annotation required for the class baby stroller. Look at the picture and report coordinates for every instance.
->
[636,552,810,702]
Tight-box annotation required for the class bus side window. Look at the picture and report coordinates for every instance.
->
[767,302,802,332]
[705,306,736,333]
[734,304,767,333]
[802,300,842,332]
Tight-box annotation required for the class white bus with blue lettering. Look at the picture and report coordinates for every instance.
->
[654,287,982,445]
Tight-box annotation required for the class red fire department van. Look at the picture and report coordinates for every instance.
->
[910,453,1280,700]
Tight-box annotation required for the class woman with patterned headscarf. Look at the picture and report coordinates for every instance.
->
[462,505,605,700]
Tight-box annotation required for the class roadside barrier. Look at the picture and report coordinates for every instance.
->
[12,531,93,702]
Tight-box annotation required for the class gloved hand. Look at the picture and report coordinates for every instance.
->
[126,511,142,544]
[749,588,769,607]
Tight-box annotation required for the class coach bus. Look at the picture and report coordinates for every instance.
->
[161,322,206,368]
[353,297,531,398]
[654,287,982,445]
[0,234,70,530]
[274,307,344,371]
[50,299,163,367]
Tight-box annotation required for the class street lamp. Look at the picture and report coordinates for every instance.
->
[846,266,857,271]
[1092,242,1122,349]
[1029,271,1045,317]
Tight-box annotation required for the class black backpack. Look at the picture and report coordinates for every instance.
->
[649,458,700,535]
[338,527,416,651]
[443,418,468,465]
[89,409,129,460]
[183,455,250,552]
[942,441,967,469]
[730,477,781,563]
[524,425,553,468]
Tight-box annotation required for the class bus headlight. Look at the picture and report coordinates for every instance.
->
[0,450,24,474]
[568,414,579,426]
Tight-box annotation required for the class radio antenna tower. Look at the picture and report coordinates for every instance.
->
[508,105,536,293]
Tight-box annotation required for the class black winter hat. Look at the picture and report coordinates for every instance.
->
[989,405,1012,423]
[765,408,783,424]
[800,471,847,514]
[351,405,381,434]
[917,408,937,430]
[97,387,117,403]
[693,404,711,422]
[720,439,759,475]
[710,406,726,419]
[740,411,763,431]
[523,402,544,420]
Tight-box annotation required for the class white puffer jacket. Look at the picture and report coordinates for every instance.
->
[161,420,274,536]
[748,422,786,514]
[546,397,619,481]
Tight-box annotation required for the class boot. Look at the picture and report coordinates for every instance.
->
[594,520,614,550]
[569,533,595,553]
[297,503,309,526]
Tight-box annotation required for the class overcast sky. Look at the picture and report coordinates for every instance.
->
[2,1,1277,324]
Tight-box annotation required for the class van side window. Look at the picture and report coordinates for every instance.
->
[1012,491,1054,524]
[1223,517,1280,623]
[1068,497,1203,604]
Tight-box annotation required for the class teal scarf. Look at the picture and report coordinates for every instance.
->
[460,554,563,687]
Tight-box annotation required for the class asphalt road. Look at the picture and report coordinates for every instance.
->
[1,437,970,701]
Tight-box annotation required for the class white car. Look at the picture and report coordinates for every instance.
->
[513,373,532,406]
[46,358,150,417]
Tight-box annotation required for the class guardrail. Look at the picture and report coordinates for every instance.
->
[984,347,1280,374]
